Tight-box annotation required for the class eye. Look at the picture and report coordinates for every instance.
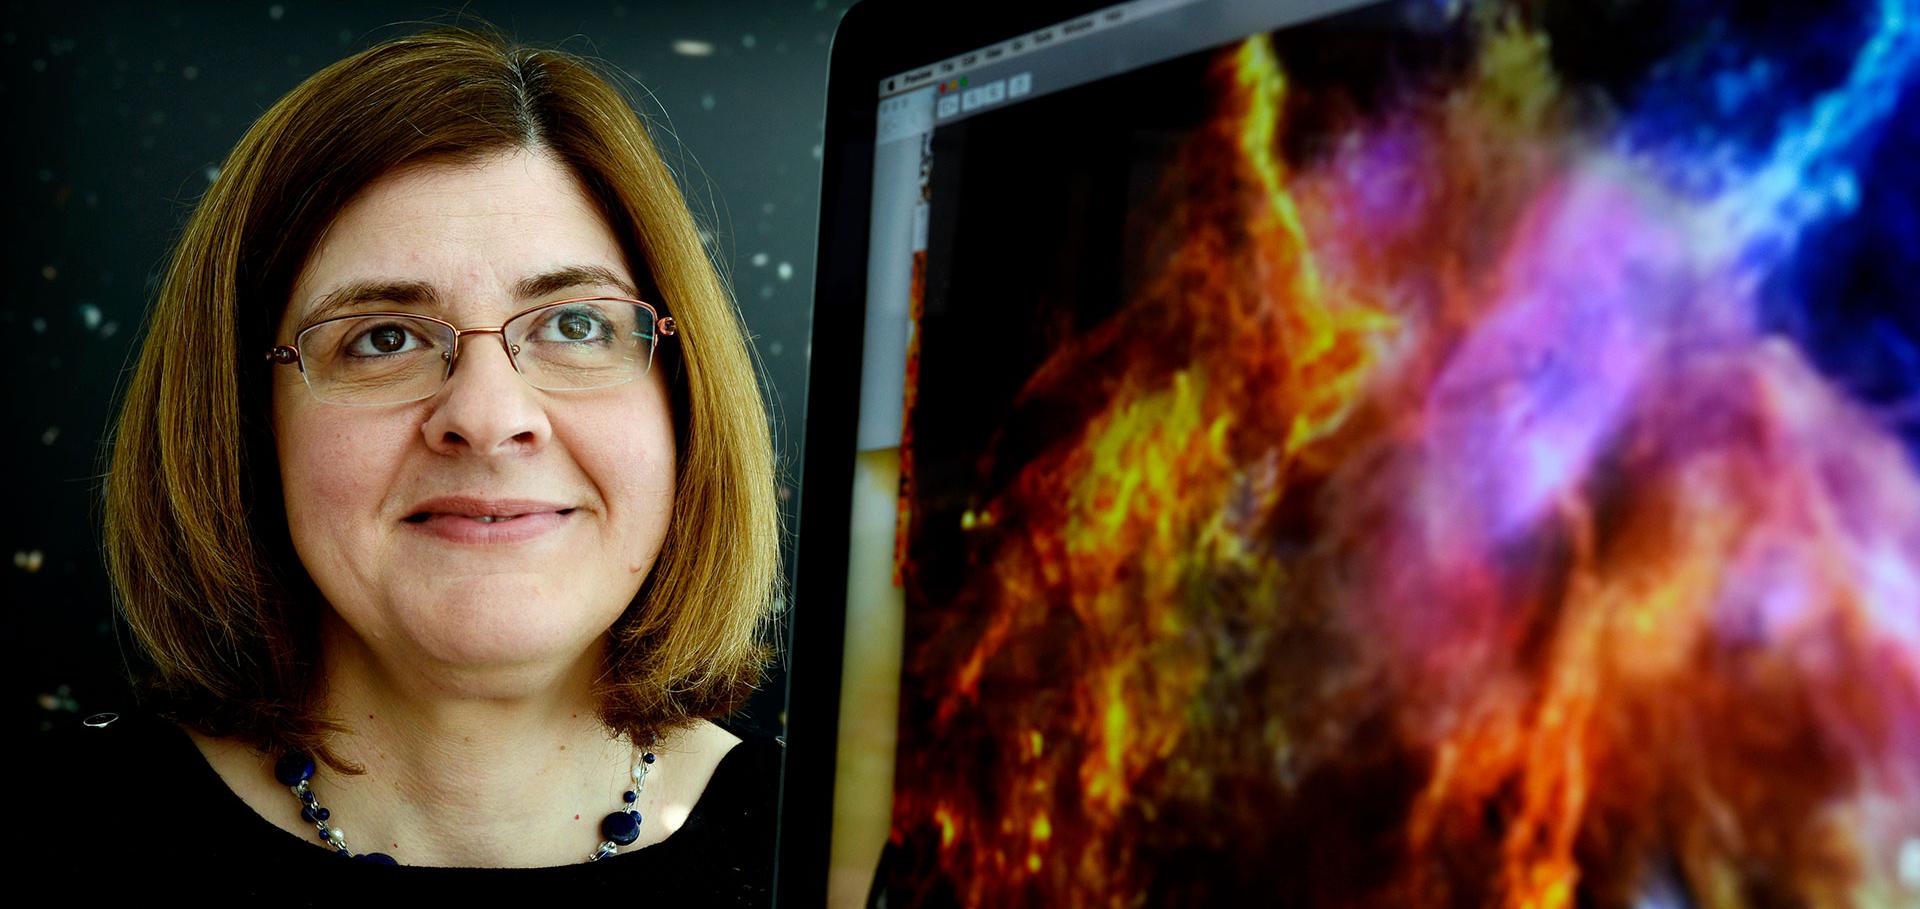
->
[536,307,612,344]
[345,322,429,357]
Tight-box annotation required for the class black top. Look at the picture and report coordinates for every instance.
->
[24,709,780,903]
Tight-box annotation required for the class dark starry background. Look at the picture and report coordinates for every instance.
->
[4,0,856,736]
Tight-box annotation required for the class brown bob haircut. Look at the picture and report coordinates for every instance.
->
[102,24,780,761]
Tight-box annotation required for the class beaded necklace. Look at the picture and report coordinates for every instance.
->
[271,743,658,864]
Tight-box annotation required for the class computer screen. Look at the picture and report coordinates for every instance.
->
[800,0,1920,905]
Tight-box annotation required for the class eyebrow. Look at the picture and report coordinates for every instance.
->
[302,264,642,324]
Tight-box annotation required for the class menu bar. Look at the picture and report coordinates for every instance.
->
[878,0,1204,97]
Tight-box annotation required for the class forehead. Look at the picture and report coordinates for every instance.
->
[287,150,634,323]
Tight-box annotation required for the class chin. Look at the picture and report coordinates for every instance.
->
[332,578,628,687]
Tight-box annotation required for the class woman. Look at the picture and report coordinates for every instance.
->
[28,24,782,898]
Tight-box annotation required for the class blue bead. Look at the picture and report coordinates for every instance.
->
[641,752,656,764]
[600,810,641,846]
[358,852,398,865]
[623,791,637,803]
[301,806,316,824]
[315,808,330,821]
[274,752,316,786]
[301,789,318,804]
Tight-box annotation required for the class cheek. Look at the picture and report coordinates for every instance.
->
[615,421,677,532]
[580,389,678,565]
[274,394,412,554]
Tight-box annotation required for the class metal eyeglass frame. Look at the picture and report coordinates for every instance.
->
[265,295,678,405]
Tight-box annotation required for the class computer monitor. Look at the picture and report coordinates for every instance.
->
[786,0,1920,905]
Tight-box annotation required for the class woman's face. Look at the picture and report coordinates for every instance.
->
[272,149,675,683]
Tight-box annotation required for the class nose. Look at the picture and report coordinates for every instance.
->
[420,332,552,456]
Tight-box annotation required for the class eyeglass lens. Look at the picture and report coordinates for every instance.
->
[296,299,661,405]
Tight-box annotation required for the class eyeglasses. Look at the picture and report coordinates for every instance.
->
[266,296,677,406]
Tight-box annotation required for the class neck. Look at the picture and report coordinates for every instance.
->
[304,616,641,867]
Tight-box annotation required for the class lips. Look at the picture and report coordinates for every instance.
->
[402,497,577,544]
[404,496,576,522]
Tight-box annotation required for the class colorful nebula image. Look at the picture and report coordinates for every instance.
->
[875,0,1920,906]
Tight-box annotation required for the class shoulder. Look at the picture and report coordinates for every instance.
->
[651,719,780,835]
[651,722,780,894]
[699,720,782,804]
[26,708,187,780]
[716,724,782,782]
[655,720,777,831]
[681,716,744,758]
[23,709,199,855]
